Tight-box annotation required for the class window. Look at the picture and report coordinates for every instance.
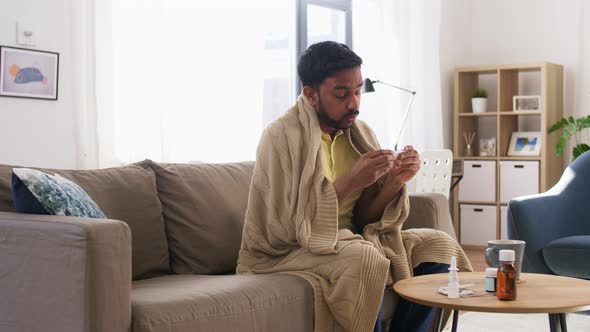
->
[262,1,298,126]
[95,0,354,165]
[296,0,352,94]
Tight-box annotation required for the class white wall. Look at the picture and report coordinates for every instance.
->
[470,0,582,119]
[440,0,590,160]
[440,0,472,148]
[0,0,78,168]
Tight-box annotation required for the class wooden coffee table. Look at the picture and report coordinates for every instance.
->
[393,272,590,332]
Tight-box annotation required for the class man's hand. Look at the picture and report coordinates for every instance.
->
[386,145,421,193]
[333,149,394,203]
[352,147,418,229]
[347,149,395,191]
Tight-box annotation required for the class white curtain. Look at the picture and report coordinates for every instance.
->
[90,0,295,167]
[353,0,443,151]
[78,0,441,167]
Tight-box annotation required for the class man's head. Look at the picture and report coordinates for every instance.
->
[297,41,364,133]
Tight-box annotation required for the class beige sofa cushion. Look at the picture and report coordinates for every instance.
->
[149,161,254,275]
[131,274,313,332]
[0,162,170,280]
[131,274,397,332]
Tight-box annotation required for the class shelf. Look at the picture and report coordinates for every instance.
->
[456,156,542,161]
[455,62,558,74]
[453,62,564,246]
[500,156,541,161]
[499,111,542,116]
[455,66,498,74]
[459,112,498,117]
[458,201,498,205]
[499,63,546,71]
[459,200,531,205]
[456,156,497,160]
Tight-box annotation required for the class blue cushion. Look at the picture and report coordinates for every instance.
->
[11,168,106,219]
[543,236,590,279]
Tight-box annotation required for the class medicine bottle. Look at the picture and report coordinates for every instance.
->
[485,267,497,293]
[497,249,517,301]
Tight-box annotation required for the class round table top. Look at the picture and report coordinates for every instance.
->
[393,272,590,314]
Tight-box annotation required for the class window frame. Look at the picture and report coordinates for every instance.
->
[296,0,352,95]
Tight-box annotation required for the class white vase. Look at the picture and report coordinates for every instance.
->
[472,97,487,113]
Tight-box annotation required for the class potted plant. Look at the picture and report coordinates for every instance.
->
[548,115,590,160]
[472,88,488,113]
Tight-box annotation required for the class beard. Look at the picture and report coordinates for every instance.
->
[316,97,359,130]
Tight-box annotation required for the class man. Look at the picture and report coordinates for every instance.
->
[237,41,471,332]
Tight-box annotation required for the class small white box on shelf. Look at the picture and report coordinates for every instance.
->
[460,204,497,245]
[500,161,539,202]
[459,160,496,202]
[500,206,508,240]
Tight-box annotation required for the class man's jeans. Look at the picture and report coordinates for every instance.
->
[374,262,450,332]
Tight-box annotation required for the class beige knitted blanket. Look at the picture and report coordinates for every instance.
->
[237,94,472,331]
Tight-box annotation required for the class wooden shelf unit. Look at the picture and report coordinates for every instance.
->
[452,62,564,246]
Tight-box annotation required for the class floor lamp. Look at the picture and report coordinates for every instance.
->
[362,78,416,151]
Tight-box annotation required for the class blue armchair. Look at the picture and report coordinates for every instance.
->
[507,151,590,280]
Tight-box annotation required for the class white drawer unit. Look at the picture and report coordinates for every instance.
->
[499,161,539,202]
[500,205,508,240]
[459,160,496,202]
[460,204,497,246]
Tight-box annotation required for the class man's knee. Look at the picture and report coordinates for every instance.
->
[340,243,389,275]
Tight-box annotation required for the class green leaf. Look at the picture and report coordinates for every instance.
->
[579,115,590,130]
[549,115,590,159]
[573,144,590,160]
[472,88,488,98]
[548,118,566,133]
[556,136,566,156]
[568,123,577,133]
[568,116,576,124]
[575,118,583,131]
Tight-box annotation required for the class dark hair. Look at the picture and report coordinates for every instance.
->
[297,41,363,89]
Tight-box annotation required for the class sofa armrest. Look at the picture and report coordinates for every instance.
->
[403,193,457,240]
[0,212,132,332]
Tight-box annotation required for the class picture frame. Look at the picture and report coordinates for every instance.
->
[513,95,540,112]
[479,137,496,156]
[507,131,542,156]
[0,46,59,100]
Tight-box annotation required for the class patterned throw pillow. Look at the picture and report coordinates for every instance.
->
[11,168,106,219]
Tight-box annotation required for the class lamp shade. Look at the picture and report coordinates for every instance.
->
[362,78,376,93]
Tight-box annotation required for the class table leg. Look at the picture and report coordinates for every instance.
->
[559,313,567,332]
[548,313,559,332]
[432,307,443,332]
[451,309,459,332]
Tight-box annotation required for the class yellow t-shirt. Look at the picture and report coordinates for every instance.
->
[321,130,362,233]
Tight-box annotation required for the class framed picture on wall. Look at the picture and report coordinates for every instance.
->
[0,46,59,100]
[507,131,542,156]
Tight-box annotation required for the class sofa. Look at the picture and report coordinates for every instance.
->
[0,160,459,332]
[508,151,590,280]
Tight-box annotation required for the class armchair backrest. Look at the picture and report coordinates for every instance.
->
[507,151,590,274]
